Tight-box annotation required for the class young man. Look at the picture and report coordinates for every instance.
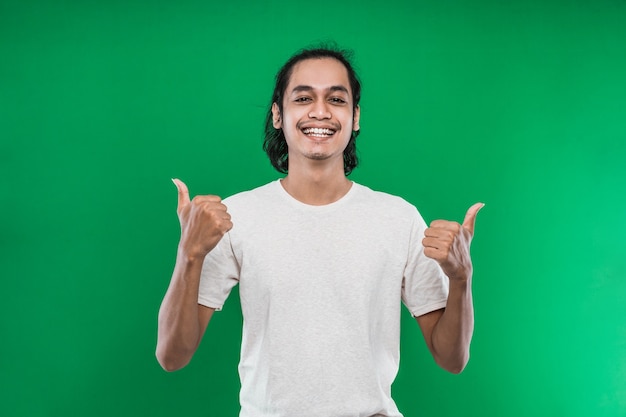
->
[157,46,483,416]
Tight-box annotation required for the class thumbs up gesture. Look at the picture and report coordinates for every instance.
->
[172,179,233,259]
[422,203,484,281]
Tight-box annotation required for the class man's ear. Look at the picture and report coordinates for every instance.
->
[272,103,282,129]
[353,105,361,132]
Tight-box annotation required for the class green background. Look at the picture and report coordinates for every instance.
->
[2,0,625,416]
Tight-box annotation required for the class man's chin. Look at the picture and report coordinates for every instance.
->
[305,152,331,161]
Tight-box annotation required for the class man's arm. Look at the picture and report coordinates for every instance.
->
[156,179,232,372]
[156,253,215,371]
[417,203,483,374]
[416,279,473,374]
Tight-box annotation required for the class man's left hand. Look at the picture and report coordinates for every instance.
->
[422,203,484,281]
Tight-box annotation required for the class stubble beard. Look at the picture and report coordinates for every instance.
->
[305,151,332,161]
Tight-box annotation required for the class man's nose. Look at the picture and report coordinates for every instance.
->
[308,100,331,119]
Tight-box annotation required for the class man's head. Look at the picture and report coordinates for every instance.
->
[263,46,362,175]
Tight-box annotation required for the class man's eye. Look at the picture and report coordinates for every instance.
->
[295,97,311,103]
[329,97,346,104]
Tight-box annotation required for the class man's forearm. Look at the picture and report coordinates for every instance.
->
[156,250,206,371]
[431,278,474,374]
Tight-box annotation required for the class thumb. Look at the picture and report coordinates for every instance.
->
[172,178,190,211]
[462,202,485,235]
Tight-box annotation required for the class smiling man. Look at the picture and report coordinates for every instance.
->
[157,46,483,416]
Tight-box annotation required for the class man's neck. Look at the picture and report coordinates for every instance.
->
[281,164,352,206]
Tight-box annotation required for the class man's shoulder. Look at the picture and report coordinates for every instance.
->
[223,180,279,203]
[352,182,418,213]
[220,180,285,219]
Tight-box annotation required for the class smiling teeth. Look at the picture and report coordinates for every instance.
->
[303,127,335,135]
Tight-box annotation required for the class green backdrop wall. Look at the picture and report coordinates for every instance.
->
[2,0,625,416]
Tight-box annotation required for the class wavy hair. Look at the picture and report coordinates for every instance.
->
[263,45,362,175]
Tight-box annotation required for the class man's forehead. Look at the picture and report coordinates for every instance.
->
[286,58,351,93]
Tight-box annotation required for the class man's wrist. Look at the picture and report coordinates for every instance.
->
[448,275,472,289]
[177,245,208,265]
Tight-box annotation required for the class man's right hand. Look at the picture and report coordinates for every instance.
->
[172,178,233,259]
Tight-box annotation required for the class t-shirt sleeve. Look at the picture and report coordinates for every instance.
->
[198,231,240,311]
[401,208,449,317]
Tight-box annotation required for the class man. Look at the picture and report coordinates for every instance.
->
[156,46,483,416]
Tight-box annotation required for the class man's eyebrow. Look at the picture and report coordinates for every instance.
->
[329,85,349,94]
[290,85,350,94]
[291,85,313,93]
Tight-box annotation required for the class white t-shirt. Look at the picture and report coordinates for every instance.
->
[198,180,449,417]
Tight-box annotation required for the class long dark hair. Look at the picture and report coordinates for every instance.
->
[263,45,362,175]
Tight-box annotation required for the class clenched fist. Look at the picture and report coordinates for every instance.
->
[172,179,233,259]
[422,203,484,281]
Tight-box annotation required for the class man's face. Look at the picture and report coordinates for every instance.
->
[272,57,360,170]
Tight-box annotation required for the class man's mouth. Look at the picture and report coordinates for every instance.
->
[301,127,336,138]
